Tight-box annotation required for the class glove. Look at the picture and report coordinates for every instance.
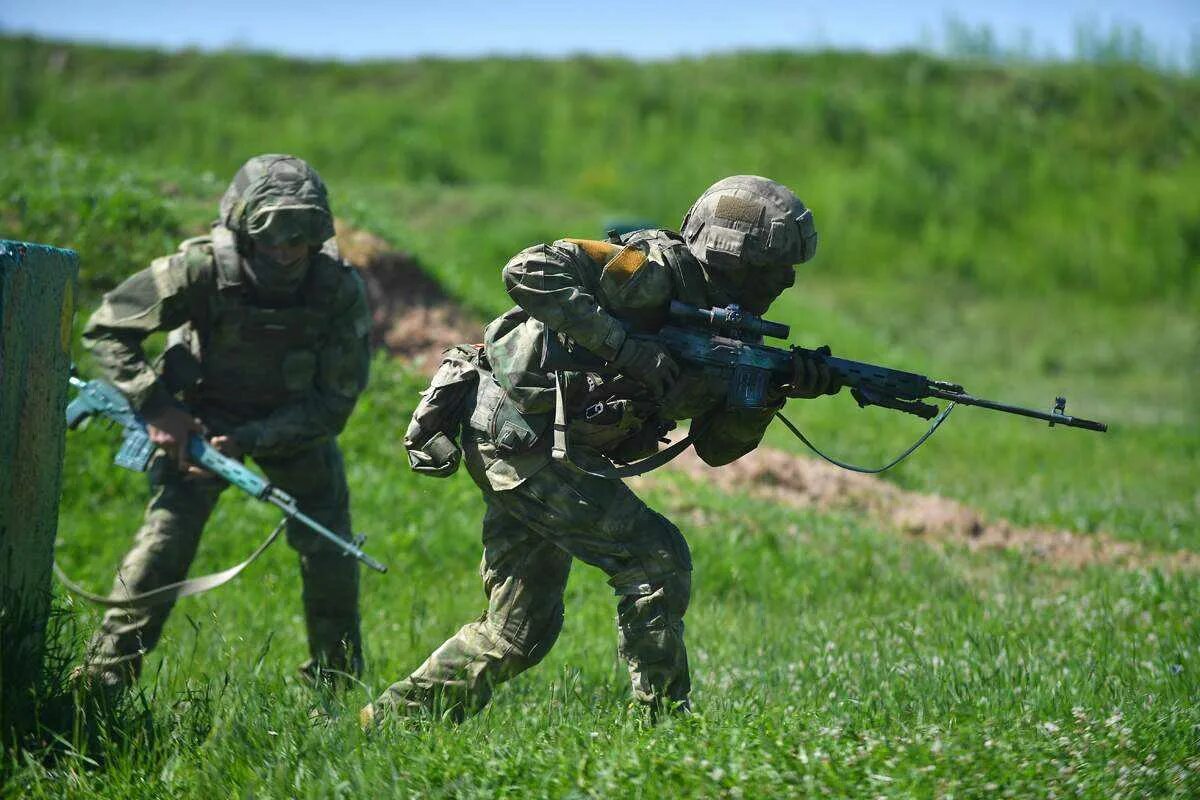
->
[780,345,841,399]
[612,338,680,399]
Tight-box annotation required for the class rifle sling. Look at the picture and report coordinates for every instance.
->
[775,401,956,475]
[550,371,702,479]
[53,517,285,609]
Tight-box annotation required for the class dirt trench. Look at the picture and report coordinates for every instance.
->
[338,224,1195,572]
[336,221,480,372]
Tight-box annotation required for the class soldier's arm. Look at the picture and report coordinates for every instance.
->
[231,271,371,458]
[501,241,628,361]
[82,252,209,417]
[690,402,782,467]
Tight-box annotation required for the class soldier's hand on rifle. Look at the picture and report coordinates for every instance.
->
[209,435,245,462]
[782,346,841,399]
[612,338,680,399]
[145,405,204,472]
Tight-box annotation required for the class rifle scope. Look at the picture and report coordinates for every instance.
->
[668,301,790,340]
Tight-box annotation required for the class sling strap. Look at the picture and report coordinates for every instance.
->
[53,517,285,609]
[550,371,701,479]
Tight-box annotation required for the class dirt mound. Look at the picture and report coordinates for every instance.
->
[661,448,1198,571]
[335,220,480,372]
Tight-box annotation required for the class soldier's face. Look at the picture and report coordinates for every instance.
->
[255,238,308,267]
[246,233,313,301]
[709,262,796,315]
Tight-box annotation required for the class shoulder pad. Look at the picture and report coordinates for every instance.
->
[209,225,245,288]
[177,234,213,252]
[319,236,351,269]
[561,238,669,327]
[562,236,648,276]
[560,238,620,266]
[308,250,365,312]
[560,237,650,292]
[176,236,218,283]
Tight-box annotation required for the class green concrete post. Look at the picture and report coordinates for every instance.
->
[0,240,78,741]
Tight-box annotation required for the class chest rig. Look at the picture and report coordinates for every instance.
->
[544,232,729,471]
[175,229,334,415]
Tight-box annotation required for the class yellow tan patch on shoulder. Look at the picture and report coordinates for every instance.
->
[562,238,619,265]
[600,245,647,286]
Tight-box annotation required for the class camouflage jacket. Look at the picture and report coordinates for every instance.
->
[474,229,782,490]
[82,226,371,458]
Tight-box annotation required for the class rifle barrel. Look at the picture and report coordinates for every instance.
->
[267,491,389,573]
[931,390,1107,432]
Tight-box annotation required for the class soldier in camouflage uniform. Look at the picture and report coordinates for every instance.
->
[77,154,371,690]
[363,175,836,725]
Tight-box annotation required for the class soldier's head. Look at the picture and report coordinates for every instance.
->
[219,154,335,300]
[680,175,817,314]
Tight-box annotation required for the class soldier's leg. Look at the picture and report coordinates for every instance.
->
[85,460,225,685]
[257,441,362,681]
[370,498,572,721]
[493,462,693,712]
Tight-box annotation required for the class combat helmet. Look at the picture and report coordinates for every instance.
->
[218,154,335,250]
[680,175,817,312]
[681,175,817,268]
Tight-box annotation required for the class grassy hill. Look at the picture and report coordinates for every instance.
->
[3,36,1198,303]
[2,37,1198,797]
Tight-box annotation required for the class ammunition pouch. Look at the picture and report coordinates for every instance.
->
[405,345,482,477]
[468,372,550,458]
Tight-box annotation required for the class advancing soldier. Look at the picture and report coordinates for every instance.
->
[76,154,371,692]
[363,175,837,725]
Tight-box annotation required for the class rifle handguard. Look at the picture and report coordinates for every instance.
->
[851,387,939,420]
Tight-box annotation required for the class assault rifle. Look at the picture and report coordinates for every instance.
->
[545,301,1105,474]
[65,374,387,574]
[655,302,1106,431]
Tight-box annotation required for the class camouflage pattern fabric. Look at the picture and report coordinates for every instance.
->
[373,433,691,720]
[79,155,370,686]
[86,442,362,681]
[680,175,817,315]
[369,224,794,722]
[476,228,784,490]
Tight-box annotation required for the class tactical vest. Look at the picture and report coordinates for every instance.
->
[483,230,723,463]
[170,228,343,418]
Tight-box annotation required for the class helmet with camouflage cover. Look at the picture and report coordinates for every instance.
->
[680,175,817,313]
[218,154,336,301]
[219,154,335,250]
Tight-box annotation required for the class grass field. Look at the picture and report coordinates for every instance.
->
[2,37,1198,798]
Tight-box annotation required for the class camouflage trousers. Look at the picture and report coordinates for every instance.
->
[373,442,692,721]
[84,439,362,685]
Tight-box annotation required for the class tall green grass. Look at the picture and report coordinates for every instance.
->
[3,36,1198,304]
[3,132,1196,550]
[1,40,1197,794]
[5,360,1195,798]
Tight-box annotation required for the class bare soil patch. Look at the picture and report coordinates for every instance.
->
[658,448,1199,572]
[338,221,1196,572]
[336,220,480,372]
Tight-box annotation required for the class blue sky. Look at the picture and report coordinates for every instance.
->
[1,1,1196,63]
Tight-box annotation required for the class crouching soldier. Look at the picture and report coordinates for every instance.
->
[363,175,838,726]
[75,154,371,692]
